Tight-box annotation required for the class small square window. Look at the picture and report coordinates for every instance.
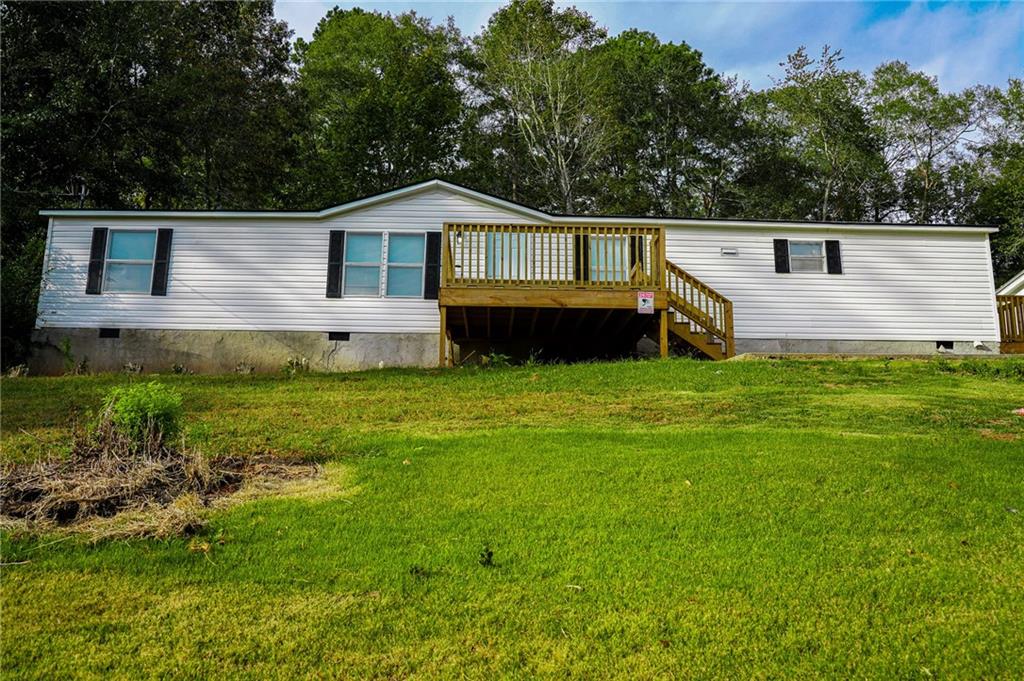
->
[789,241,825,273]
[328,331,350,341]
[98,328,120,339]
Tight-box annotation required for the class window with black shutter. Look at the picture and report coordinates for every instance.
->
[773,239,790,273]
[150,229,173,295]
[326,230,345,298]
[424,232,441,300]
[86,228,108,294]
[825,240,843,274]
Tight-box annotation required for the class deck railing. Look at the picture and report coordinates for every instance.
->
[442,223,664,289]
[997,295,1024,344]
[665,260,734,357]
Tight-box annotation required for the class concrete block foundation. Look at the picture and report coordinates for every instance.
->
[28,328,1003,375]
[733,338,1000,356]
[29,328,439,375]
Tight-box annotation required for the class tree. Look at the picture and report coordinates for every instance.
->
[1,1,297,365]
[752,46,887,222]
[473,0,609,213]
[588,31,748,218]
[868,61,990,223]
[292,8,464,206]
[970,79,1024,283]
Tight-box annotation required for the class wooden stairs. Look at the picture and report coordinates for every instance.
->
[663,260,735,360]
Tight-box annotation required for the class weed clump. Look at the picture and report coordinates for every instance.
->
[0,382,319,541]
[102,381,183,450]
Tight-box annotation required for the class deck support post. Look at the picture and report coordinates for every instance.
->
[659,309,669,358]
[439,306,448,367]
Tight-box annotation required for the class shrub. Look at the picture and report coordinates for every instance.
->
[481,351,512,368]
[282,356,310,376]
[101,381,183,448]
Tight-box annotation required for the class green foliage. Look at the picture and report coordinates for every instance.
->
[480,351,513,368]
[101,381,183,445]
[292,7,464,206]
[471,0,610,213]
[588,30,747,217]
[281,356,311,377]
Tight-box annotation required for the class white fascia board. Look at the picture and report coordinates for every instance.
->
[997,269,1024,294]
[37,179,550,222]
[546,215,999,235]
[38,180,997,234]
[38,208,321,219]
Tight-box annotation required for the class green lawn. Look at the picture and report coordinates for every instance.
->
[3,358,1024,678]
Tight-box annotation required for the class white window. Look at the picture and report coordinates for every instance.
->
[104,230,156,292]
[789,241,825,273]
[485,232,530,280]
[386,233,425,297]
[589,235,629,282]
[343,232,427,297]
[343,233,384,296]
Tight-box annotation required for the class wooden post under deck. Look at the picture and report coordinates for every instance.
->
[439,306,447,367]
[659,309,669,358]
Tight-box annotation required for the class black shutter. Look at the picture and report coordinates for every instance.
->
[773,239,790,273]
[86,228,108,294]
[825,240,843,274]
[629,235,644,267]
[573,234,590,282]
[424,231,441,300]
[326,230,345,298]
[150,229,173,295]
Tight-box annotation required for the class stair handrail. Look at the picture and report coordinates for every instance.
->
[664,260,735,357]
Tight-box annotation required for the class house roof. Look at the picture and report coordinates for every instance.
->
[40,178,999,234]
[997,269,1024,295]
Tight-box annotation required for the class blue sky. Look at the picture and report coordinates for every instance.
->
[274,0,1022,91]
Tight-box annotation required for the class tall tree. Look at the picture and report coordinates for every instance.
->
[751,46,887,222]
[473,0,609,213]
[970,79,1024,283]
[292,8,464,206]
[868,61,990,223]
[588,30,747,217]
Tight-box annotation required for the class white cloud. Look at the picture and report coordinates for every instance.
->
[858,1,1023,90]
[273,0,1024,90]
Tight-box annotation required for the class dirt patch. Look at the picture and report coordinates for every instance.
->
[1,447,320,541]
[978,428,1020,442]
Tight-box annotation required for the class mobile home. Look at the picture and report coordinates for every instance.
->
[31,180,1003,373]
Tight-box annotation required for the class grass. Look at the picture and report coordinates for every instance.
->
[2,357,1023,678]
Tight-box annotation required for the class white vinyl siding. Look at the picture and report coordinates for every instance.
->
[36,188,534,333]
[665,227,999,341]
[35,184,1000,343]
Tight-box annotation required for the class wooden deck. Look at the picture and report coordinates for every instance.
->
[438,222,735,365]
[997,295,1024,353]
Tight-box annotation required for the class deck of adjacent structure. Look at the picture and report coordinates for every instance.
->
[997,295,1024,353]
[437,222,734,365]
